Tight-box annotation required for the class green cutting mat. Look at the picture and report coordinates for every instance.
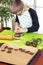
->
[0,30,43,49]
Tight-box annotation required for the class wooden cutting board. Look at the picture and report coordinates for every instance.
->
[0,44,38,65]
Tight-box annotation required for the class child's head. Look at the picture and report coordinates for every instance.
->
[10,0,24,15]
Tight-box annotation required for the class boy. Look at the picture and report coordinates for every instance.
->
[10,0,39,33]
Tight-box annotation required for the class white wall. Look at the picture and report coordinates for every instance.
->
[36,0,43,33]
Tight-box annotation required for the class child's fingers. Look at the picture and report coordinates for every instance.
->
[14,29,20,33]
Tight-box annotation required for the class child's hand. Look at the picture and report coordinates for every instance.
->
[14,27,20,33]
[14,27,28,33]
[19,28,28,33]
[14,22,20,33]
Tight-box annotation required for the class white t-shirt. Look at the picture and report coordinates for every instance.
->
[18,10,32,28]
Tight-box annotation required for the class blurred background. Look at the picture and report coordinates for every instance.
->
[0,0,43,34]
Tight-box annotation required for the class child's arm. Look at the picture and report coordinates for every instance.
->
[27,8,39,33]
[15,15,20,27]
[14,15,20,33]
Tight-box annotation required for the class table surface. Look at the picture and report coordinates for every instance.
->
[32,49,43,65]
[0,30,43,65]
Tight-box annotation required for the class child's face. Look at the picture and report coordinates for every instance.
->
[10,5,22,15]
